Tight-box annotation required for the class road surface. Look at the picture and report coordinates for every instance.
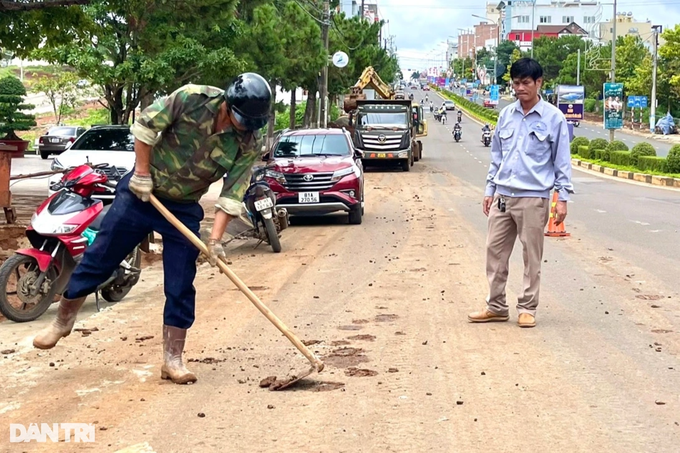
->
[1,100,679,452]
[440,87,675,158]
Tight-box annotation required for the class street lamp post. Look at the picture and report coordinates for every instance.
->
[472,15,500,85]
[530,0,536,58]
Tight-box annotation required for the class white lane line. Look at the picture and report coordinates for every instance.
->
[594,209,607,213]
[630,220,651,226]
[648,229,663,233]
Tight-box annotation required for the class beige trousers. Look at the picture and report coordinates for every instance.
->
[486,195,551,316]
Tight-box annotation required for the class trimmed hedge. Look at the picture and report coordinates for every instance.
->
[666,144,680,173]
[588,138,609,155]
[637,156,668,173]
[433,86,500,124]
[630,142,656,166]
[570,136,589,155]
[610,151,632,166]
[577,145,590,159]
[594,149,608,161]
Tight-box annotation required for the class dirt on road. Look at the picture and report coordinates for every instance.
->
[1,161,679,452]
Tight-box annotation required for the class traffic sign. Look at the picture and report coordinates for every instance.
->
[332,51,349,68]
[627,96,648,108]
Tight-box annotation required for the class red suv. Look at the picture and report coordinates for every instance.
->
[263,128,364,224]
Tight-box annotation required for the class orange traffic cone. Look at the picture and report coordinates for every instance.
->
[545,191,570,237]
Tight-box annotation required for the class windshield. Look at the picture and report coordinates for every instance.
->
[49,127,77,136]
[274,134,350,157]
[71,129,134,151]
[357,112,408,128]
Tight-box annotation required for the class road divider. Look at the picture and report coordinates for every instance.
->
[572,158,680,189]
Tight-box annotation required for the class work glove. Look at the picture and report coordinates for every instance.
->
[129,173,153,202]
[207,239,226,266]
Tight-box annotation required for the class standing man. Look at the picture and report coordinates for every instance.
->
[468,58,574,328]
[33,73,272,384]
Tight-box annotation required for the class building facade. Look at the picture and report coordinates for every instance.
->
[599,13,653,44]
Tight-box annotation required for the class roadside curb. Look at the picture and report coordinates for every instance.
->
[571,158,680,190]
[579,119,680,144]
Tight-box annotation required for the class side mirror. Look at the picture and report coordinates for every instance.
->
[354,149,364,159]
[261,153,270,161]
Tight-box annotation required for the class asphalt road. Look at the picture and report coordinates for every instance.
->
[435,87,675,158]
[419,86,680,290]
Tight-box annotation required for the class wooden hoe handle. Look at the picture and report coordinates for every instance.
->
[149,194,324,372]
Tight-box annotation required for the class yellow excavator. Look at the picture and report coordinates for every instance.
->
[339,67,427,171]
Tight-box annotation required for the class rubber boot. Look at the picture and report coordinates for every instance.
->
[161,325,197,385]
[33,296,87,349]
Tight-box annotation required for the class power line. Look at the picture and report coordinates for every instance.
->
[292,0,325,25]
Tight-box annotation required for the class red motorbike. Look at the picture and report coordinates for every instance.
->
[0,164,146,322]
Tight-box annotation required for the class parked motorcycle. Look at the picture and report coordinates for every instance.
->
[0,164,145,322]
[482,130,492,147]
[225,167,289,253]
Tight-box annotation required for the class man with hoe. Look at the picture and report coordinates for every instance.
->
[469,58,574,328]
[33,73,272,385]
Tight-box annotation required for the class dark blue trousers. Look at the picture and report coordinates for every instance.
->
[65,173,203,329]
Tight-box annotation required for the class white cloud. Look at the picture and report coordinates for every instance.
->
[377,0,680,72]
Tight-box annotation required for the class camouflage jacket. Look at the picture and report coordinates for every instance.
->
[131,84,262,204]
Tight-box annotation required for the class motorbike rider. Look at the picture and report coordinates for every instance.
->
[481,123,492,143]
[429,101,434,112]
[425,94,429,102]
[33,73,272,385]
[457,109,463,122]
[453,121,462,138]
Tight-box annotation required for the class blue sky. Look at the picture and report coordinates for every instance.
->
[375,0,680,74]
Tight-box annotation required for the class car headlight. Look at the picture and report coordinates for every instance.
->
[331,166,358,182]
[264,169,286,185]
[51,158,65,171]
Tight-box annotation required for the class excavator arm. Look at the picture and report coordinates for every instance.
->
[343,66,395,112]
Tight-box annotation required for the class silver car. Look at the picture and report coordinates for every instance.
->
[37,125,87,160]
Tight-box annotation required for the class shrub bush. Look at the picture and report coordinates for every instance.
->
[630,142,656,166]
[637,156,668,173]
[610,151,632,166]
[588,138,609,154]
[594,149,608,161]
[577,145,590,159]
[570,136,589,155]
[606,140,628,152]
[584,98,597,113]
[666,144,680,174]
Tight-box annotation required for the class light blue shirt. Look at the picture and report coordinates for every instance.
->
[485,98,574,202]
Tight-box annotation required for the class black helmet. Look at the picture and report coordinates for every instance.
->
[225,73,272,130]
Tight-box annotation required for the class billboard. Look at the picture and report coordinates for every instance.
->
[489,85,500,105]
[603,83,624,130]
[556,85,584,122]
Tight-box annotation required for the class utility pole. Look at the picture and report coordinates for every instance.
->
[319,0,330,128]
[577,48,580,85]
[651,25,661,133]
[530,0,536,59]
[609,0,617,143]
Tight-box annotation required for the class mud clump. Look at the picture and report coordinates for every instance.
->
[651,329,673,334]
[1,349,16,355]
[374,314,399,322]
[636,295,663,301]
[188,357,227,364]
[345,367,378,377]
[352,319,370,324]
[302,339,322,346]
[135,335,154,342]
[331,340,351,346]
[347,334,376,342]
[395,331,406,336]
[324,347,369,368]
[338,325,362,331]
[74,327,99,337]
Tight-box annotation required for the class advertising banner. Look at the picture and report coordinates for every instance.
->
[437,77,445,87]
[489,85,500,105]
[556,85,584,122]
[603,83,624,129]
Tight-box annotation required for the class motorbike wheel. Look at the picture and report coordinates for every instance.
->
[0,254,59,323]
[100,248,142,303]
[263,218,282,253]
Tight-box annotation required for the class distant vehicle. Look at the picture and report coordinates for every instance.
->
[483,98,496,109]
[422,85,430,91]
[443,100,455,110]
[37,126,88,160]
[76,79,90,88]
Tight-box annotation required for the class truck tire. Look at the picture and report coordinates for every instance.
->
[401,158,411,172]
[417,140,423,160]
[413,142,420,162]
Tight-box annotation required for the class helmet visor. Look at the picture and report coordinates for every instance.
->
[231,107,268,131]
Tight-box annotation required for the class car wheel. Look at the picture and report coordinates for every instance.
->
[40,151,50,160]
[348,203,363,225]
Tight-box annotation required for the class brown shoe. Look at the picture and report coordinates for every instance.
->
[518,313,536,328]
[33,296,87,349]
[161,325,197,385]
[468,308,509,323]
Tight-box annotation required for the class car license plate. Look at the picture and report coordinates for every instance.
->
[378,153,386,158]
[50,138,60,143]
[254,197,274,211]
[298,192,319,203]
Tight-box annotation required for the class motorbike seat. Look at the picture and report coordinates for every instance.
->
[89,204,111,231]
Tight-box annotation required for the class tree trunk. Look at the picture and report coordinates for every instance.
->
[303,90,316,128]
[289,89,296,129]
[266,81,277,150]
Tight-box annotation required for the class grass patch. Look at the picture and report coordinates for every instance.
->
[575,155,680,179]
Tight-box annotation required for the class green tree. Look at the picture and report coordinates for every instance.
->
[452,57,473,80]
[531,35,585,83]
[30,0,243,124]
[659,25,680,108]
[502,48,522,83]
[496,40,519,81]
[410,71,420,80]
[615,35,649,89]
[0,75,36,140]
[31,68,80,124]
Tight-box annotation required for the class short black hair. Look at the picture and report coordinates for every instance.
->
[510,58,543,81]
